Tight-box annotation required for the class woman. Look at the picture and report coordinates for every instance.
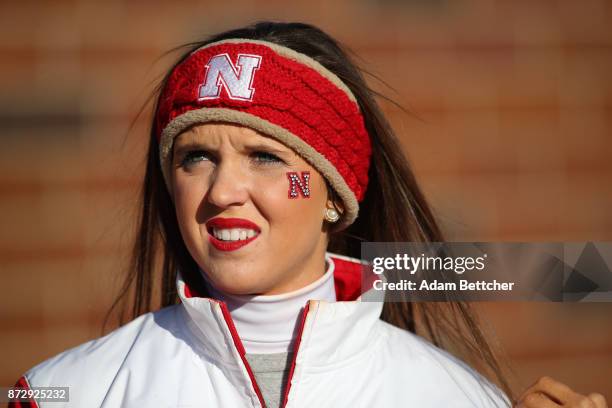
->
[10,21,607,408]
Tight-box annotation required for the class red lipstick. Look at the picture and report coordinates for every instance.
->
[205,217,261,252]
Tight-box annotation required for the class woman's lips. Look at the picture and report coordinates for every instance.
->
[208,233,259,251]
[205,217,261,252]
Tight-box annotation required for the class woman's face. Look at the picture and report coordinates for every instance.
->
[171,123,331,296]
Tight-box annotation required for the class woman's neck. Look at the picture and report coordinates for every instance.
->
[201,255,336,354]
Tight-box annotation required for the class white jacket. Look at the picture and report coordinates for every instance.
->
[13,252,509,408]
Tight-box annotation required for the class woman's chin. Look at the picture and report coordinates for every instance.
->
[207,272,272,296]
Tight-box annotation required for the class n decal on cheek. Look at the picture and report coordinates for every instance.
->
[287,171,311,199]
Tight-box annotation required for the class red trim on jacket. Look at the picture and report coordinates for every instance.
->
[281,302,310,408]
[218,301,267,408]
[8,375,39,408]
[332,256,369,301]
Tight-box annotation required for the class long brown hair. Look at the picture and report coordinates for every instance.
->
[106,21,513,405]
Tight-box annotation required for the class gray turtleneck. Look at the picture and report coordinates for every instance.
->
[245,351,294,408]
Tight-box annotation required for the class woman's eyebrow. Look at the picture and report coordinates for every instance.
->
[172,141,294,157]
[243,143,292,155]
[173,141,208,154]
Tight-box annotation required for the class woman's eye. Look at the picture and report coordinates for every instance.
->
[181,150,213,167]
[252,151,284,165]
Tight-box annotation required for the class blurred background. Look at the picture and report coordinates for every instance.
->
[1,0,610,403]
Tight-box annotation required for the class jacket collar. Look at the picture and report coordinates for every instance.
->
[177,252,383,367]
[200,252,337,354]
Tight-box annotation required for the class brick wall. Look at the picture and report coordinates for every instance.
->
[1,0,610,402]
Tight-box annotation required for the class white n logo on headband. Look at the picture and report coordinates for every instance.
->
[198,53,262,102]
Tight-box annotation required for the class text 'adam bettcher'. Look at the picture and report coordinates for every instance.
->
[370,253,516,292]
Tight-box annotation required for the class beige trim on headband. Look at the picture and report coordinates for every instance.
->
[189,38,358,104]
[159,108,359,230]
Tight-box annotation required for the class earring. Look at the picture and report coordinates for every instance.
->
[324,207,340,223]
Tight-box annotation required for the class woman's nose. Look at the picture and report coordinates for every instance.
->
[205,160,249,209]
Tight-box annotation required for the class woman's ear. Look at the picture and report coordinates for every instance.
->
[323,185,344,226]
[326,198,344,215]
[324,184,344,215]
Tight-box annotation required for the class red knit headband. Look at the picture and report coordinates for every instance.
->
[156,39,371,229]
